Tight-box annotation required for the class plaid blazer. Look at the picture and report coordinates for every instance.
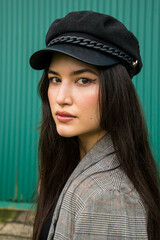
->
[47,134,148,240]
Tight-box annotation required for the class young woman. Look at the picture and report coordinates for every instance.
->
[30,11,160,240]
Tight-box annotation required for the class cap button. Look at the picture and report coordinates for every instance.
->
[132,60,138,68]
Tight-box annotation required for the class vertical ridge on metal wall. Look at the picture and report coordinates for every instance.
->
[0,0,159,204]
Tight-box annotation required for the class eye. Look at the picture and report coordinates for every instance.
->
[77,78,96,85]
[49,77,61,83]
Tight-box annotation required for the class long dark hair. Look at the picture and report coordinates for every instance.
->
[33,64,160,240]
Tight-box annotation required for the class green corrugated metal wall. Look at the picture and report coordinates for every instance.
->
[0,0,160,205]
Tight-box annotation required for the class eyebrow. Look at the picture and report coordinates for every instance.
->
[48,70,60,76]
[47,68,99,76]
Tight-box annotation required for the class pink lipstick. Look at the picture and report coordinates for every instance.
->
[56,111,76,122]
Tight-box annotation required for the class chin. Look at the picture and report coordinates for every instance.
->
[56,128,77,138]
[58,132,75,138]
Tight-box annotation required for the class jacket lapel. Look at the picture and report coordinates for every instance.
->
[47,134,120,239]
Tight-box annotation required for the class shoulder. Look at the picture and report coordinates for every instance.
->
[63,157,146,219]
[56,157,148,239]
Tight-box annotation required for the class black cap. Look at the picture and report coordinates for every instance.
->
[30,11,142,78]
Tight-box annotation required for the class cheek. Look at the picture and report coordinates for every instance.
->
[79,92,99,116]
[47,89,57,122]
[48,88,55,109]
[82,94,98,107]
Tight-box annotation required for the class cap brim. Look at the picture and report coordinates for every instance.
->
[30,43,119,70]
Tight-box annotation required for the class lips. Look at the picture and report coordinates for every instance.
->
[56,111,76,118]
[56,111,76,122]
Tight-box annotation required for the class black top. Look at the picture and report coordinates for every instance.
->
[39,215,53,240]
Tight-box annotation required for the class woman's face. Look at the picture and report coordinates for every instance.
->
[47,52,105,142]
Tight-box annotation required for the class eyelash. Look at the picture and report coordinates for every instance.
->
[49,77,60,83]
[76,78,96,85]
[48,77,96,85]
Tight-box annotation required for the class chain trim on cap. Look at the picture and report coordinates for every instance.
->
[47,35,135,67]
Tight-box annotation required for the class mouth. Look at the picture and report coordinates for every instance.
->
[56,111,76,122]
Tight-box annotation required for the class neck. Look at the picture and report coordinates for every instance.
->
[79,130,107,159]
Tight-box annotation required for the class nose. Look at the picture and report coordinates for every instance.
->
[56,82,73,106]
